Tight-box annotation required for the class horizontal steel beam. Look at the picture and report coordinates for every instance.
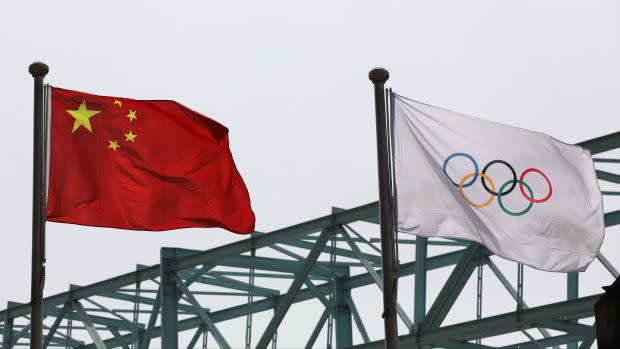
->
[176,270,279,296]
[596,170,620,184]
[539,320,595,336]
[174,202,378,272]
[45,306,140,331]
[502,333,590,349]
[347,294,600,349]
[605,210,620,227]
[332,207,379,224]
[576,131,620,154]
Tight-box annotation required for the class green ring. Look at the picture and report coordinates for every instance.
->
[497,180,534,216]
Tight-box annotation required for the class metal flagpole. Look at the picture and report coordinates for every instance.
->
[29,61,49,349]
[369,67,399,349]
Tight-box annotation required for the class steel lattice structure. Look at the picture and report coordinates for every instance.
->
[1,131,619,349]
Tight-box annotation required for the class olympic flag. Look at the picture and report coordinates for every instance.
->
[391,93,604,272]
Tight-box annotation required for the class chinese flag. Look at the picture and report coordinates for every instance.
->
[46,87,255,234]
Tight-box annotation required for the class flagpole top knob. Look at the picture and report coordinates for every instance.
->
[369,67,389,83]
[29,62,49,77]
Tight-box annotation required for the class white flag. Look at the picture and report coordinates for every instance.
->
[391,93,604,272]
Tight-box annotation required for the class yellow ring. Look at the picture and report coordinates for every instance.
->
[459,172,496,208]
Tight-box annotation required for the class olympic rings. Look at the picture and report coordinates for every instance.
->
[498,180,534,216]
[520,168,552,203]
[459,172,495,208]
[443,153,478,188]
[481,160,516,196]
[442,153,552,216]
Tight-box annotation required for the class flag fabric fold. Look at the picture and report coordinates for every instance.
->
[391,92,604,272]
[46,87,255,234]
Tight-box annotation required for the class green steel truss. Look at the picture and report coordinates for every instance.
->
[1,131,619,349]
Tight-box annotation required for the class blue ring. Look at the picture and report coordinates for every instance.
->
[443,152,478,188]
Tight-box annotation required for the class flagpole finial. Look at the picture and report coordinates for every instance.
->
[369,67,389,83]
[29,62,49,78]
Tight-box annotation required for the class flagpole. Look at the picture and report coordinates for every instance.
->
[29,61,49,349]
[369,67,399,349]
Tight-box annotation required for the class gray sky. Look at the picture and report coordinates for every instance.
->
[1,1,619,348]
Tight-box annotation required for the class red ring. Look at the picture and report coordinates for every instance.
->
[519,168,552,203]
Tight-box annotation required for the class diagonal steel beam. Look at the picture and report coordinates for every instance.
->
[177,264,215,303]
[270,241,331,308]
[253,231,383,265]
[267,243,333,275]
[304,299,333,349]
[484,257,558,348]
[73,300,107,349]
[43,302,70,349]
[345,294,370,344]
[138,287,160,349]
[172,273,231,349]
[520,329,545,349]
[422,244,483,330]
[107,327,129,349]
[187,326,206,349]
[596,252,619,278]
[45,304,139,331]
[304,280,329,307]
[176,270,279,297]
[577,333,596,349]
[342,224,382,254]
[339,227,414,329]
[256,228,333,349]
[11,323,31,347]
[83,297,135,329]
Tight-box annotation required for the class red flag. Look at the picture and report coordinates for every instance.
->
[46,87,255,234]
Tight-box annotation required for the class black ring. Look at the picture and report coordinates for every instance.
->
[481,160,517,196]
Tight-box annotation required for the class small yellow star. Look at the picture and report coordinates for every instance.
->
[126,109,138,122]
[108,140,120,151]
[66,100,101,133]
[124,130,137,142]
[113,100,122,107]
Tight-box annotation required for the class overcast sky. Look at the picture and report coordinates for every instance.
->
[1,1,619,348]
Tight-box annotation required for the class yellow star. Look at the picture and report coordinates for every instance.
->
[124,130,137,142]
[66,100,101,133]
[114,100,122,107]
[126,109,138,122]
[108,140,120,151]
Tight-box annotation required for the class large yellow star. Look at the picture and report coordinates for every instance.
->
[124,130,137,142]
[66,100,101,133]
[108,140,120,151]
[127,110,138,122]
